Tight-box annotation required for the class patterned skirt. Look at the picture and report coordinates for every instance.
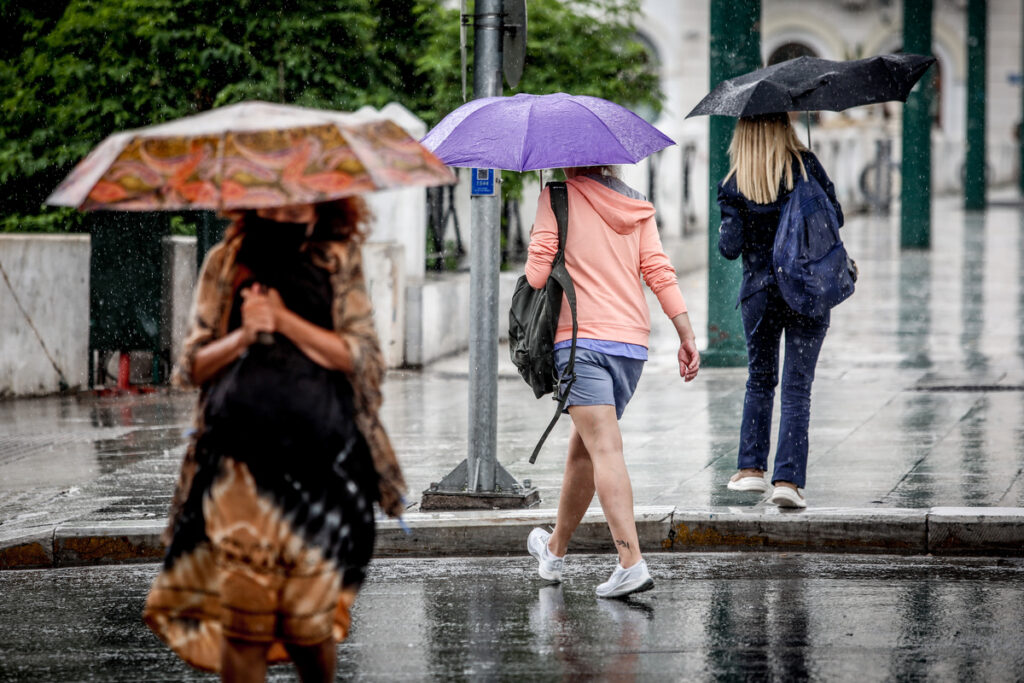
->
[143,424,377,673]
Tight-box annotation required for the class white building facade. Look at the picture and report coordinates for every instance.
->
[628,0,1022,244]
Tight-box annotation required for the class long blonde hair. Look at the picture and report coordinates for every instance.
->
[725,114,808,204]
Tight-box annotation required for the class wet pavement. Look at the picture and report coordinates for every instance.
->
[1,553,1022,681]
[2,194,1024,563]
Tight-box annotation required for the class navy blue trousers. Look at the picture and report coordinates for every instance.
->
[737,287,828,488]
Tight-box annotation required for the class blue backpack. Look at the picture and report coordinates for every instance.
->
[773,173,855,318]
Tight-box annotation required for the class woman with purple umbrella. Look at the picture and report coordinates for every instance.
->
[525,165,700,599]
[423,92,698,597]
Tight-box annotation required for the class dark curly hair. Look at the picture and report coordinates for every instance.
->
[224,197,372,244]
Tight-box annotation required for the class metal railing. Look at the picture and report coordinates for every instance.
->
[425,184,465,271]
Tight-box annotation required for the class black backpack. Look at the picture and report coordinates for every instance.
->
[508,181,578,463]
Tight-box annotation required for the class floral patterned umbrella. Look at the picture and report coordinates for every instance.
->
[47,101,456,211]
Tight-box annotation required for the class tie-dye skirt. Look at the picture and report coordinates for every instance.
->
[143,421,377,672]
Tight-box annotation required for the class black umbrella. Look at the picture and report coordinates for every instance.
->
[686,53,936,118]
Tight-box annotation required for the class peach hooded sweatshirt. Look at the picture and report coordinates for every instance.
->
[525,175,687,348]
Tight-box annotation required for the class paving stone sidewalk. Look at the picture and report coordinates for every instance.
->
[2,196,1023,568]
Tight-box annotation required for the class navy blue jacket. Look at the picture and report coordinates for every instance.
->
[717,151,843,306]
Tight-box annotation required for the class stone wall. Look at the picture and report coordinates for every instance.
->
[0,235,90,396]
[160,237,197,368]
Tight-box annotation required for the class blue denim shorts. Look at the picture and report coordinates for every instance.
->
[554,348,645,420]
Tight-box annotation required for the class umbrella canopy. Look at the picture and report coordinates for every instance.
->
[421,92,674,172]
[686,53,936,118]
[47,101,456,211]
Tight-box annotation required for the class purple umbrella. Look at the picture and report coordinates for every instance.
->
[421,92,675,171]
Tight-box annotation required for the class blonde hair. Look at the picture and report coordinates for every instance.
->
[725,114,808,204]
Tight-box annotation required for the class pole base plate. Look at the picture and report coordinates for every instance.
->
[420,488,540,511]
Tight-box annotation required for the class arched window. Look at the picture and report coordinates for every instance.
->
[768,42,821,125]
[767,42,818,66]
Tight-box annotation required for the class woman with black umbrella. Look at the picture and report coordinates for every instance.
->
[716,113,843,508]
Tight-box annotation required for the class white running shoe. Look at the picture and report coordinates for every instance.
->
[595,559,654,599]
[527,528,564,583]
[770,485,807,508]
[726,472,771,493]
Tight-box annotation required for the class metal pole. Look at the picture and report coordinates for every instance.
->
[1020,2,1023,195]
[704,0,760,368]
[420,0,538,510]
[965,0,987,210]
[901,0,933,248]
[467,0,503,491]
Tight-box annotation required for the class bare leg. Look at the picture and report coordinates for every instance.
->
[567,405,641,568]
[221,637,270,683]
[284,639,336,683]
[549,424,596,557]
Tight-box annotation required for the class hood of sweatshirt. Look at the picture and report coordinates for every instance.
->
[567,176,656,236]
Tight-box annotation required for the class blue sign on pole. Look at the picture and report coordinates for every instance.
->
[471,168,496,196]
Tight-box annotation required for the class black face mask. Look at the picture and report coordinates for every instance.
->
[244,215,307,245]
[237,216,309,283]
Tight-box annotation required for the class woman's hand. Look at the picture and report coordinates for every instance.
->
[678,338,700,382]
[240,284,278,346]
[671,312,700,382]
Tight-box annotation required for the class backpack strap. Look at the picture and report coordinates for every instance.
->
[529,182,578,464]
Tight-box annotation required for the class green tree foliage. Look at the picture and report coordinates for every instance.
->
[1,0,661,230]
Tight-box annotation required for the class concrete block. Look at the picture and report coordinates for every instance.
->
[53,519,165,567]
[375,506,674,558]
[800,508,928,552]
[363,241,406,368]
[404,271,520,367]
[928,507,1024,555]
[660,232,706,276]
[663,508,928,554]
[663,509,774,551]
[404,273,471,367]
[0,234,90,396]
[161,236,197,367]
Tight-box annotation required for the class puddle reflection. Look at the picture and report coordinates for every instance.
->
[961,213,988,372]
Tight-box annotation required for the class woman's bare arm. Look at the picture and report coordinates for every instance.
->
[274,305,354,372]
[189,284,276,385]
[262,286,354,373]
[189,328,250,386]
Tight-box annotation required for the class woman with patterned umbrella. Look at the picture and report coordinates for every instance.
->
[49,101,454,681]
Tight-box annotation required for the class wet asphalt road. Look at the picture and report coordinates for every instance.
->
[1,553,1022,682]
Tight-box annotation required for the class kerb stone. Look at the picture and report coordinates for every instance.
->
[928,507,1024,555]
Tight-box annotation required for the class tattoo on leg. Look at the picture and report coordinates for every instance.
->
[615,539,631,550]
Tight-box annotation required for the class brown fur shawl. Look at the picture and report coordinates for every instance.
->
[162,236,406,545]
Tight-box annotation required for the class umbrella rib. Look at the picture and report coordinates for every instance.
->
[564,98,633,167]
[520,98,535,171]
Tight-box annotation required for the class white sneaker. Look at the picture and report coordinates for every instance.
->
[595,559,654,599]
[727,472,771,493]
[527,528,564,583]
[770,485,807,508]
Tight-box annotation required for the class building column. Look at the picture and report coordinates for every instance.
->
[704,0,760,367]
[965,0,987,210]
[901,0,934,248]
